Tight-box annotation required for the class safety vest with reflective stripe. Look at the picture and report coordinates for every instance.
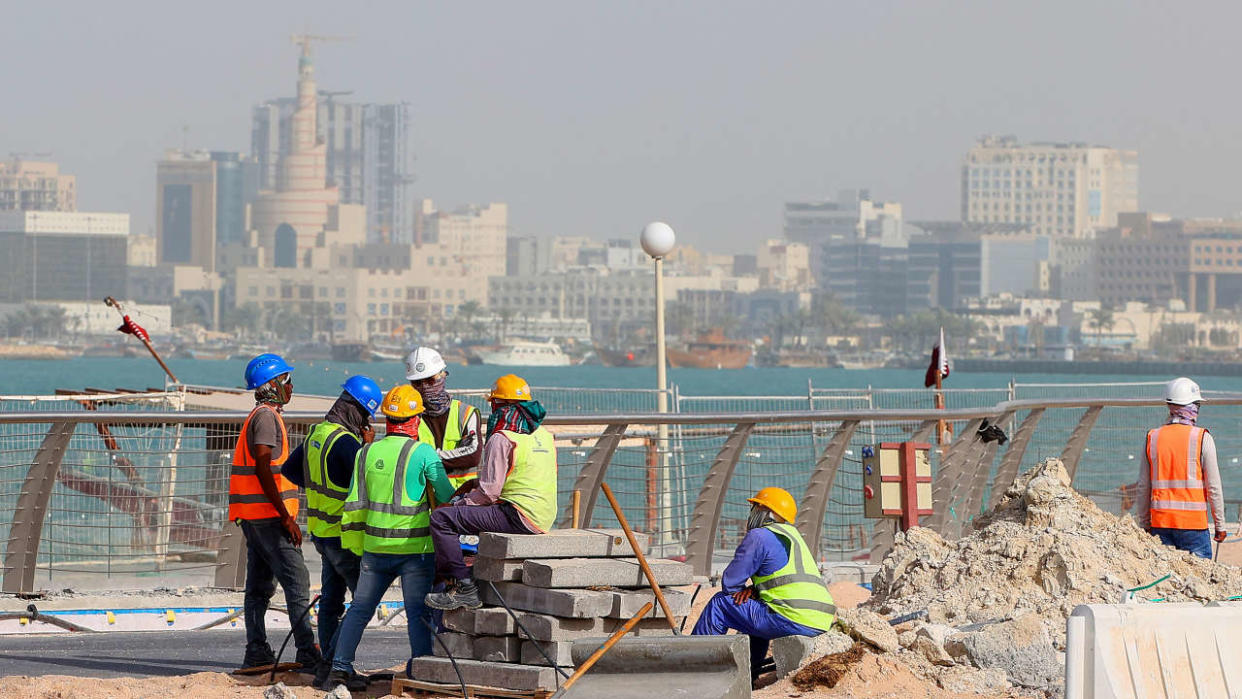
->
[303,420,359,538]
[1146,423,1210,530]
[340,435,436,555]
[752,523,836,632]
[497,428,558,533]
[228,404,299,521]
[417,400,478,489]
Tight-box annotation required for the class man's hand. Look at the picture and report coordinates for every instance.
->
[1215,530,1228,543]
[282,514,302,547]
[731,586,756,605]
[362,425,375,444]
[451,478,479,500]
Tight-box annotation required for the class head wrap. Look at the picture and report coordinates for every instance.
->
[254,374,292,407]
[1168,402,1200,426]
[417,375,452,417]
[486,400,547,437]
[325,391,372,437]
[387,417,420,439]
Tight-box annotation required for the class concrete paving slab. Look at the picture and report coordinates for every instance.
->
[521,557,693,588]
[477,529,649,559]
[480,582,612,618]
[407,656,559,692]
[566,635,750,699]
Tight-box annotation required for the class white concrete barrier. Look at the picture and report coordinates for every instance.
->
[1066,603,1242,698]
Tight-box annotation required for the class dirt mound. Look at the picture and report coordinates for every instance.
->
[863,458,1242,696]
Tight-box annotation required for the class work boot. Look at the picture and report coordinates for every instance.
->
[239,644,276,671]
[424,578,482,610]
[325,669,369,692]
[312,659,333,690]
[294,644,323,672]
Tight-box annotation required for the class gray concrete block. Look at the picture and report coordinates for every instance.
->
[515,611,675,642]
[477,528,649,559]
[407,657,558,692]
[441,608,477,635]
[474,634,521,663]
[472,556,524,582]
[565,635,750,699]
[441,607,517,635]
[521,557,694,589]
[432,631,474,658]
[480,581,613,618]
[822,562,880,586]
[521,639,573,667]
[606,588,692,619]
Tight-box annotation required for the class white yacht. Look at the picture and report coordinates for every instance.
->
[474,341,571,367]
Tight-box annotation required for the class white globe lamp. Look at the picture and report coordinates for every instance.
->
[640,221,676,259]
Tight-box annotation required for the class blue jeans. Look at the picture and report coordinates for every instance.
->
[1152,527,1213,559]
[691,591,822,677]
[312,535,361,659]
[331,552,436,674]
[240,519,316,657]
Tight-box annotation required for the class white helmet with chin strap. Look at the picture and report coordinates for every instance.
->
[405,346,447,381]
[1164,377,1204,406]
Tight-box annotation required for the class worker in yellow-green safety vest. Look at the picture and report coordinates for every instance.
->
[325,385,456,694]
[424,374,557,612]
[282,375,381,689]
[692,487,836,686]
[404,346,482,489]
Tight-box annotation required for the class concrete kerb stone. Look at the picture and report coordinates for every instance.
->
[473,556,524,582]
[606,587,692,619]
[442,607,517,636]
[432,631,475,659]
[407,657,559,692]
[514,611,674,642]
[480,582,613,618]
[477,529,650,559]
[521,557,693,589]
[565,635,751,699]
[521,639,574,667]
[475,634,522,662]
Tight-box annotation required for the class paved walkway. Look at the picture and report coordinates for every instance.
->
[0,628,411,678]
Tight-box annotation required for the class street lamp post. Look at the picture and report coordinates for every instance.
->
[641,222,676,552]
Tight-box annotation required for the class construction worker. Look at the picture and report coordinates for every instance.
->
[229,353,320,672]
[326,385,456,692]
[424,374,557,611]
[282,375,382,688]
[692,487,836,684]
[1137,377,1227,559]
[405,346,482,488]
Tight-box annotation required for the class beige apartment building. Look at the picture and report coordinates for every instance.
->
[962,136,1138,237]
[0,160,76,212]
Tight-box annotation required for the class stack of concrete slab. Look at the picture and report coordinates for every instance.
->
[408,528,695,692]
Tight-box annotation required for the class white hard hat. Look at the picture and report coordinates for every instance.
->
[1164,377,1204,405]
[405,346,447,381]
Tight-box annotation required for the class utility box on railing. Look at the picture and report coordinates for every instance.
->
[862,442,933,530]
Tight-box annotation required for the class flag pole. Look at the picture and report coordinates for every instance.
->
[104,296,179,384]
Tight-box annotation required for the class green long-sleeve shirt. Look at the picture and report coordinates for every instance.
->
[404,440,457,506]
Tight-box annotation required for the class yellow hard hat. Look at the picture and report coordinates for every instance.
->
[489,374,532,401]
[748,487,797,524]
[381,384,424,419]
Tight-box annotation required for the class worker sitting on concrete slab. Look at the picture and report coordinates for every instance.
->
[425,374,558,611]
[326,385,457,692]
[692,487,836,683]
[1136,377,1229,559]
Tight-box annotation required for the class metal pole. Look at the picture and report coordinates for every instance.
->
[654,256,671,553]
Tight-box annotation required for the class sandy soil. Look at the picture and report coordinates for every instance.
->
[0,668,405,699]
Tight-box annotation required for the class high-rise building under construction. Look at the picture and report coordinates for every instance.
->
[252,94,412,244]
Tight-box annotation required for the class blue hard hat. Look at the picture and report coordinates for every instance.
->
[341,375,382,416]
[244,353,294,390]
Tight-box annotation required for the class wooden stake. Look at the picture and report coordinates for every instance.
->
[555,601,653,695]
[570,489,581,529]
[600,482,678,632]
[104,296,179,384]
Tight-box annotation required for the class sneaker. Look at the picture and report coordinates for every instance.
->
[240,645,276,671]
[424,579,482,611]
[325,669,369,692]
[295,644,323,672]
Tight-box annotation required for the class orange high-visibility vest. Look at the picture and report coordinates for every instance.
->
[1146,423,1210,530]
[228,404,299,521]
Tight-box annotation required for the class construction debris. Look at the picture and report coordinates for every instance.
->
[856,458,1242,696]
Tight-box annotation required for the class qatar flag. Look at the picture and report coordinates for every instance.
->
[923,326,949,388]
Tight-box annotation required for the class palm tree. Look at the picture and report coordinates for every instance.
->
[1087,307,1115,347]
[458,300,483,327]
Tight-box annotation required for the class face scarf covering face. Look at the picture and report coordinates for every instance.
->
[1168,402,1200,426]
[387,417,420,438]
[418,375,451,417]
[746,504,774,531]
[487,403,532,437]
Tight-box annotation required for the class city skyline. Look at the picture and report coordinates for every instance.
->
[5,2,1242,254]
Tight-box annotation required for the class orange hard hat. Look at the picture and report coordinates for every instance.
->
[747,487,797,524]
[489,374,532,401]
[381,384,425,419]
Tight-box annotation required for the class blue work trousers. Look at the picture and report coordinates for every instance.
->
[312,535,361,658]
[331,552,435,674]
[1151,527,1213,559]
[691,591,822,677]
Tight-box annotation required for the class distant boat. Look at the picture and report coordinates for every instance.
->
[594,344,656,368]
[331,343,370,362]
[188,348,231,361]
[667,330,751,370]
[835,351,892,370]
[475,341,571,367]
[369,346,404,362]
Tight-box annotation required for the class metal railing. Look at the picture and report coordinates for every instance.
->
[6,392,1242,593]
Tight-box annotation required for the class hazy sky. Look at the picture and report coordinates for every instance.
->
[4,1,1241,253]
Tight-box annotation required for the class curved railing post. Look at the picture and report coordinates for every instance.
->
[796,420,859,558]
[684,422,754,576]
[925,417,985,534]
[563,423,627,528]
[989,408,1045,507]
[1061,406,1103,480]
[3,421,74,594]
